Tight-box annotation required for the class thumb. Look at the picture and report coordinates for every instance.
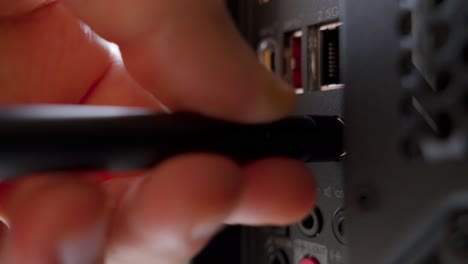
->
[63,0,295,123]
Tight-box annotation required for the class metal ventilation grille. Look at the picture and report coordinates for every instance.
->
[398,0,468,161]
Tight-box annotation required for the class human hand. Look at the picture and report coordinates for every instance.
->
[0,1,316,263]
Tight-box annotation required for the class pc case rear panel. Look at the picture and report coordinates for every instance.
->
[238,0,468,264]
[239,1,346,264]
[345,0,468,263]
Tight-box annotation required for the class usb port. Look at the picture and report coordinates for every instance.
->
[318,22,344,91]
[258,39,278,74]
[283,30,304,94]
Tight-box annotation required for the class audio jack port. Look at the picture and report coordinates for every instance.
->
[299,208,323,237]
[332,208,346,244]
[269,249,289,264]
[299,256,320,264]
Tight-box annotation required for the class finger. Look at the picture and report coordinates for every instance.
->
[0,3,110,104]
[105,154,243,264]
[3,176,108,264]
[0,2,161,109]
[226,158,316,226]
[63,0,295,123]
[0,0,54,18]
[80,62,165,110]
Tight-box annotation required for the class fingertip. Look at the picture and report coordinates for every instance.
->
[6,179,108,263]
[127,154,243,230]
[227,158,316,226]
[250,71,297,123]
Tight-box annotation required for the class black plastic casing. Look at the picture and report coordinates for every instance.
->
[0,106,344,180]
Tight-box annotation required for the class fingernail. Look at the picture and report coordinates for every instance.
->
[134,222,222,257]
[255,75,296,122]
[57,220,107,264]
[155,98,173,114]
[190,221,223,242]
[268,78,296,110]
[149,230,192,255]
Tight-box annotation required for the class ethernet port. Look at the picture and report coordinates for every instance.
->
[319,22,344,91]
[258,39,278,74]
[283,30,304,94]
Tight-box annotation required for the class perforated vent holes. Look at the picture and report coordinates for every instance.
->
[398,0,468,161]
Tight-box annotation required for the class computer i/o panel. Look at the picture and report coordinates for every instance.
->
[200,0,468,263]
[237,0,468,264]
[237,1,346,264]
[193,1,346,262]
